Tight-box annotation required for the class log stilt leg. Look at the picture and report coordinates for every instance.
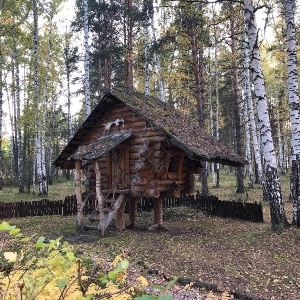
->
[154,197,163,225]
[94,160,105,236]
[116,198,126,232]
[148,197,169,231]
[75,160,83,231]
[129,197,137,227]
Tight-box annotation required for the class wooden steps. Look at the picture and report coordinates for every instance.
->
[83,193,126,236]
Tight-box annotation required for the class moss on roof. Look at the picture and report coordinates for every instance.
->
[112,90,245,166]
[54,90,245,168]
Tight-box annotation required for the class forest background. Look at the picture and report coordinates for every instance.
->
[1,0,300,228]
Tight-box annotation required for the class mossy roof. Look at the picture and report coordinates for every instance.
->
[54,90,245,168]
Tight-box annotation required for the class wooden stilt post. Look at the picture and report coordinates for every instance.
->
[94,160,105,236]
[129,197,137,227]
[75,160,83,231]
[116,197,126,231]
[153,197,163,225]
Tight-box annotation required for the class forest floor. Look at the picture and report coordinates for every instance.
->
[1,171,300,299]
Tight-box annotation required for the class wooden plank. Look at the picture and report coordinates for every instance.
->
[75,160,84,230]
[94,160,105,236]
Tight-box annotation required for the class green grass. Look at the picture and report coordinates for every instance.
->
[1,170,299,299]
[0,179,75,202]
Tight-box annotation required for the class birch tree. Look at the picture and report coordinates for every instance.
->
[244,0,288,227]
[83,0,91,118]
[143,1,150,96]
[33,0,46,195]
[229,2,245,193]
[284,0,300,226]
[0,49,3,189]
[41,0,57,194]
[151,13,165,102]
[12,45,23,193]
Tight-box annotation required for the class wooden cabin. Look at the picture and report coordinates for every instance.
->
[54,90,245,235]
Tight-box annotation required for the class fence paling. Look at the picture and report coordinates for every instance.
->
[0,194,263,222]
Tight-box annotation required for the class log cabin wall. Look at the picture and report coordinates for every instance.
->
[82,102,199,198]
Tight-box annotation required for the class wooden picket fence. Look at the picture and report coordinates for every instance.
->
[0,194,263,222]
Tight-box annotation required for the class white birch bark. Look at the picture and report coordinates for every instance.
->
[0,49,2,189]
[151,16,165,102]
[244,0,287,227]
[84,0,91,118]
[41,2,55,195]
[208,49,216,187]
[285,0,300,225]
[13,47,23,193]
[33,0,44,196]
[276,105,284,174]
[242,31,264,184]
[242,32,263,187]
[243,92,254,188]
[213,20,220,187]
[144,24,150,96]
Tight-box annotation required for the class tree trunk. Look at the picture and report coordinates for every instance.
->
[242,32,264,185]
[84,0,91,118]
[230,6,245,194]
[0,49,2,189]
[188,4,208,196]
[151,13,165,102]
[214,26,220,188]
[276,105,285,174]
[285,0,300,226]
[125,0,134,93]
[33,0,46,196]
[244,0,288,228]
[41,3,55,195]
[243,94,254,189]
[144,24,150,96]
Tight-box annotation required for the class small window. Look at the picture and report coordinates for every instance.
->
[168,152,184,179]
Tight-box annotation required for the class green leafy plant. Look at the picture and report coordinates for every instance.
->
[134,277,178,300]
[0,221,175,300]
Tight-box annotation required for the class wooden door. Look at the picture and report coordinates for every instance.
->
[108,145,129,189]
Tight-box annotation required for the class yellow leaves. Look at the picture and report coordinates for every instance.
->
[137,275,149,287]
[3,252,18,262]
[205,290,234,299]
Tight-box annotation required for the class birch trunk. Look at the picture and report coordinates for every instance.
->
[214,34,220,187]
[277,105,284,174]
[41,3,55,195]
[242,32,264,185]
[208,50,216,187]
[33,0,45,196]
[84,0,91,118]
[125,0,134,93]
[151,15,165,102]
[285,0,300,225]
[243,93,254,188]
[230,8,245,193]
[0,49,2,189]
[15,48,23,193]
[244,0,288,227]
[144,24,150,96]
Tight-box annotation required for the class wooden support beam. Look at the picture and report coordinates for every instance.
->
[116,197,126,231]
[75,160,83,231]
[129,197,137,227]
[94,160,105,236]
[153,197,163,225]
[105,194,126,230]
